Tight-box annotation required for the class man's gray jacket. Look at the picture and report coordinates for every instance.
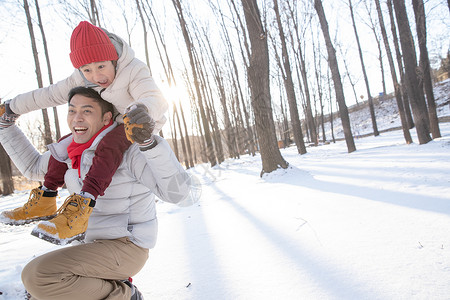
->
[0,123,192,249]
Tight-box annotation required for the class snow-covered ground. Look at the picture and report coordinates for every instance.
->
[1,80,449,299]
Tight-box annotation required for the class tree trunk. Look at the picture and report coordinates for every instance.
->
[387,0,414,129]
[23,0,53,146]
[375,0,413,144]
[311,30,326,143]
[204,31,236,159]
[314,0,356,153]
[178,100,194,168]
[412,0,441,139]
[338,46,360,106]
[0,143,14,195]
[392,0,432,144]
[285,0,317,146]
[35,0,61,141]
[241,0,288,176]
[173,102,189,168]
[89,0,100,26]
[273,0,306,154]
[217,2,254,156]
[171,106,179,160]
[363,1,387,97]
[196,46,225,164]
[229,0,256,156]
[348,0,379,136]
[327,68,336,143]
[135,0,151,72]
[172,0,217,166]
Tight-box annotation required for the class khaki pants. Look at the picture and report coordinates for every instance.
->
[22,237,149,300]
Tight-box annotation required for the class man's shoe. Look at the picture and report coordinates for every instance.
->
[0,187,57,225]
[31,194,95,245]
[123,279,144,300]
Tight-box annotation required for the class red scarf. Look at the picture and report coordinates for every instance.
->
[67,120,113,177]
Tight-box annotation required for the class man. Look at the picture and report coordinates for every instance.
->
[0,87,194,300]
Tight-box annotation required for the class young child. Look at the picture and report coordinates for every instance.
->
[0,21,168,244]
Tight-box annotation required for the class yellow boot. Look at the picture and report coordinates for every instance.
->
[0,187,57,225]
[31,194,95,245]
[0,103,5,116]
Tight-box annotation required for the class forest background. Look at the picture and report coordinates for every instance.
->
[0,0,449,193]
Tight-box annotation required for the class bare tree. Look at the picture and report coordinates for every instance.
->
[0,143,14,196]
[211,0,252,157]
[387,0,414,129]
[338,45,360,106]
[241,0,288,175]
[327,68,336,143]
[170,105,179,159]
[375,0,412,144]
[178,100,194,168]
[392,0,432,144]
[89,0,101,25]
[362,1,387,96]
[412,0,441,139]
[229,0,257,156]
[35,0,61,141]
[273,0,306,154]
[314,0,356,153]
[285,0,317,146]
[173,102,189,167]
[201,28,236,159]
[135,0,151,72]
[0,98,14,195]
[310,24,327,143]
[172,0,217,167]
[348,0,379,137]
[23,0,52,146]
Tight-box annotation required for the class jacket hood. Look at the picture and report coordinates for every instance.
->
[79,30,135,89]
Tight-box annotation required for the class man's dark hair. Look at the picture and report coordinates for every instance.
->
[68,86,114,116]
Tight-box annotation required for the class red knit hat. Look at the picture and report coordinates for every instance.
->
[69,21,118,69]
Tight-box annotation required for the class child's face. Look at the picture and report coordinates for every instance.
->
[79,61,116,88]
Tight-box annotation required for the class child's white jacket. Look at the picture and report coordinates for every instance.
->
[0,123,191,249]
[8,30,167,133]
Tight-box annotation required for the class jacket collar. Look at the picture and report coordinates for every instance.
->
[48,122,118,162]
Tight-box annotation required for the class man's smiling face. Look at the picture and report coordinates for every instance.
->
[67,94,111,144]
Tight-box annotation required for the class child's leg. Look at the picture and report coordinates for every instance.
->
[81,124,131,199]
[0,156,65,224]
[30,125,131,244]
[43,156,68,191]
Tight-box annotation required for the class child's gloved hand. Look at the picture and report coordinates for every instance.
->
[0,100,20,130]
[123,103,157,151]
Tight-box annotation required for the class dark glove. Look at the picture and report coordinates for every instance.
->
[123,103,157,151]
[0,100,20,130]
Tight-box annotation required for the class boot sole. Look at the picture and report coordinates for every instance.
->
[1,214,57,226]
[30,228,86,245]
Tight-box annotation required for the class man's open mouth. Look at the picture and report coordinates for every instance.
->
[74,127,88,133]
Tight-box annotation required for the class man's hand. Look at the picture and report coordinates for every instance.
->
[0,100,20,130]
[123,103,157,151]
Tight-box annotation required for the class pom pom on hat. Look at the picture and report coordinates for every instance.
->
[69,21,118,69]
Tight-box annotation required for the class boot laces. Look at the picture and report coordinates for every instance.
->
[56,194,89,219]
[23,188,40,210]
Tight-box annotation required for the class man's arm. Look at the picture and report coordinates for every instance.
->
[123,109,198,206]
[0,125,50,181]
[128,135,196,205]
